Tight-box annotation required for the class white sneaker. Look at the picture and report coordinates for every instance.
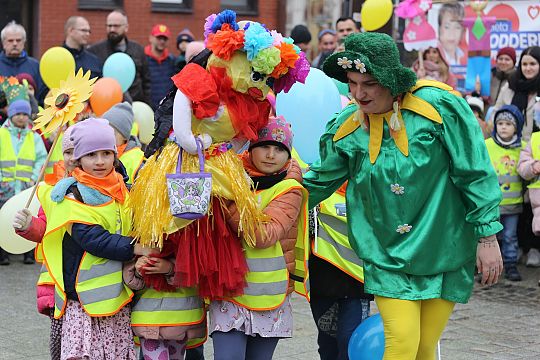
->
[526,248,540,267]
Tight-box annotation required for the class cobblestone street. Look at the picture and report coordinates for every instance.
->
[1,255,539,359]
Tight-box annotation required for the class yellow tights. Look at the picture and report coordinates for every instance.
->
[374,296,455,360]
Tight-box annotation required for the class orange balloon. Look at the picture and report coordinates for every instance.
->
[89,77,123,116]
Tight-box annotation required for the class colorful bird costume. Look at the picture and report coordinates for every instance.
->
[129,10,309,298]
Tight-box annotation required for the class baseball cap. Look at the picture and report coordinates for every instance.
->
[151,24,171,38]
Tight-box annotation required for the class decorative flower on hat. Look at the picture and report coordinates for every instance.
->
[354,59,367,73]
[33,68,96,134]
[337,57,353,69]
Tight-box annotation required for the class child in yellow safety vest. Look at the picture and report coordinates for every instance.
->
[122,248,207,360]
[0,98,47,265]
[12,125,77,360]
[486,105,525,281]
[40,118,149,360]
[209,116,308,359]
[101,102,145,186]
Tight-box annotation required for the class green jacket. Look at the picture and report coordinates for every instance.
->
[303,84,502,303]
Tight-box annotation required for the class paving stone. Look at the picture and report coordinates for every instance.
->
[1,258,540,359]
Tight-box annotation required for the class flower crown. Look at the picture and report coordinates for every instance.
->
[204,9,309,93]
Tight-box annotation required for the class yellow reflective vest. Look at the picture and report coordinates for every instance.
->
[0,127,36,182]
[45,133,64,175]
[230,178,309,310]
[120,147,144,185]
[485,138,524,205]
[35,183,54,286]
[314,192,365,282]
[131,287,205,327]
[42,194,134,319]
[528,133,540,190]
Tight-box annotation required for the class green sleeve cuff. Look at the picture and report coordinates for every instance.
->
[474,221,503,239]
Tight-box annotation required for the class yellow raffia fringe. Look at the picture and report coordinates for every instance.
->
[128,142,267,248]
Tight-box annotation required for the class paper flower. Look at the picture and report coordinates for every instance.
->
[206,23,245,61]
[211,9,239,33]
[203,14,218,44]
[270,30,284,46]
[33,68,96,134]
[273,52,310,93]
[243,22,274,61]
[270,42,299,78]
[337,57,353,69]
[252,47,281,75]
[396,224,412,234]
[354,59,366,73]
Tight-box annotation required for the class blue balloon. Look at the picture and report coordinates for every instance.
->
[275,67,341,164]
[103,53,136,93]
[348,314,385,360]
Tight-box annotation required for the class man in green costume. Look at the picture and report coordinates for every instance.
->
[303,32,504,360]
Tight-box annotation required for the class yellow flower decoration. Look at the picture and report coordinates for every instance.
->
[33,68,96,134]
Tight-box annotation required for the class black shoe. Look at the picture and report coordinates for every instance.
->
[504,265,522,281]
[23,253,35,265]
[0,248,9,266]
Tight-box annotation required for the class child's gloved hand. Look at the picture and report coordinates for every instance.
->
[13,209,32,231]
[143,257,174,275]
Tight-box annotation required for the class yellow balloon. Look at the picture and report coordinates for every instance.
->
[132,101,155,144]
[40,47,76,89]
[361,0,394,32]
[0,186,41,254]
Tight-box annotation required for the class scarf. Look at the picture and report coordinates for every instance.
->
[144,45,170,64]
[72,167,128,204]
[509,73,540,114]
[117,143,128,158]
[240,151,290,190]
[493,134,520,149]
[44,161,67,185]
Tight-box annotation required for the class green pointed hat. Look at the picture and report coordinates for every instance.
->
[0,77,29,104]
[323,32,416,97]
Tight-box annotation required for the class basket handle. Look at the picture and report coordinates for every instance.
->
[176,138,205,174]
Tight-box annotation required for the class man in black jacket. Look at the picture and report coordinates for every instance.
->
[63,16,102,80]
[88,9,151,105]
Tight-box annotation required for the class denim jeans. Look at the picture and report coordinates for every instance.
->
[310,297,371,360]
[498,214,520,265]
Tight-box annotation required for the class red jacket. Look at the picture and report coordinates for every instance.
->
[15,207,54,316]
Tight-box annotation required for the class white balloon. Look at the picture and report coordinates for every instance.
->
[132,101,155,144]
[0,186,41,254]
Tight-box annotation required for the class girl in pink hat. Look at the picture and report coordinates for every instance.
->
[209,115,309,359]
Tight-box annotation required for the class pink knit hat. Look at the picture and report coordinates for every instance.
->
[249,116,293,156]
[62,126,75,152]
[70,118,117,160]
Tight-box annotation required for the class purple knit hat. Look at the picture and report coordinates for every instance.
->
[62,126,75,152]
[249,116,293,156]
[70,118,117,160]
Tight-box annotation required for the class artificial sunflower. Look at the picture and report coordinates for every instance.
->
[33,68,96,134]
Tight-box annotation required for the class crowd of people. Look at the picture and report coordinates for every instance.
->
[0,6,539,360]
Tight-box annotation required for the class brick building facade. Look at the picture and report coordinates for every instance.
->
[2,0,285,58]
